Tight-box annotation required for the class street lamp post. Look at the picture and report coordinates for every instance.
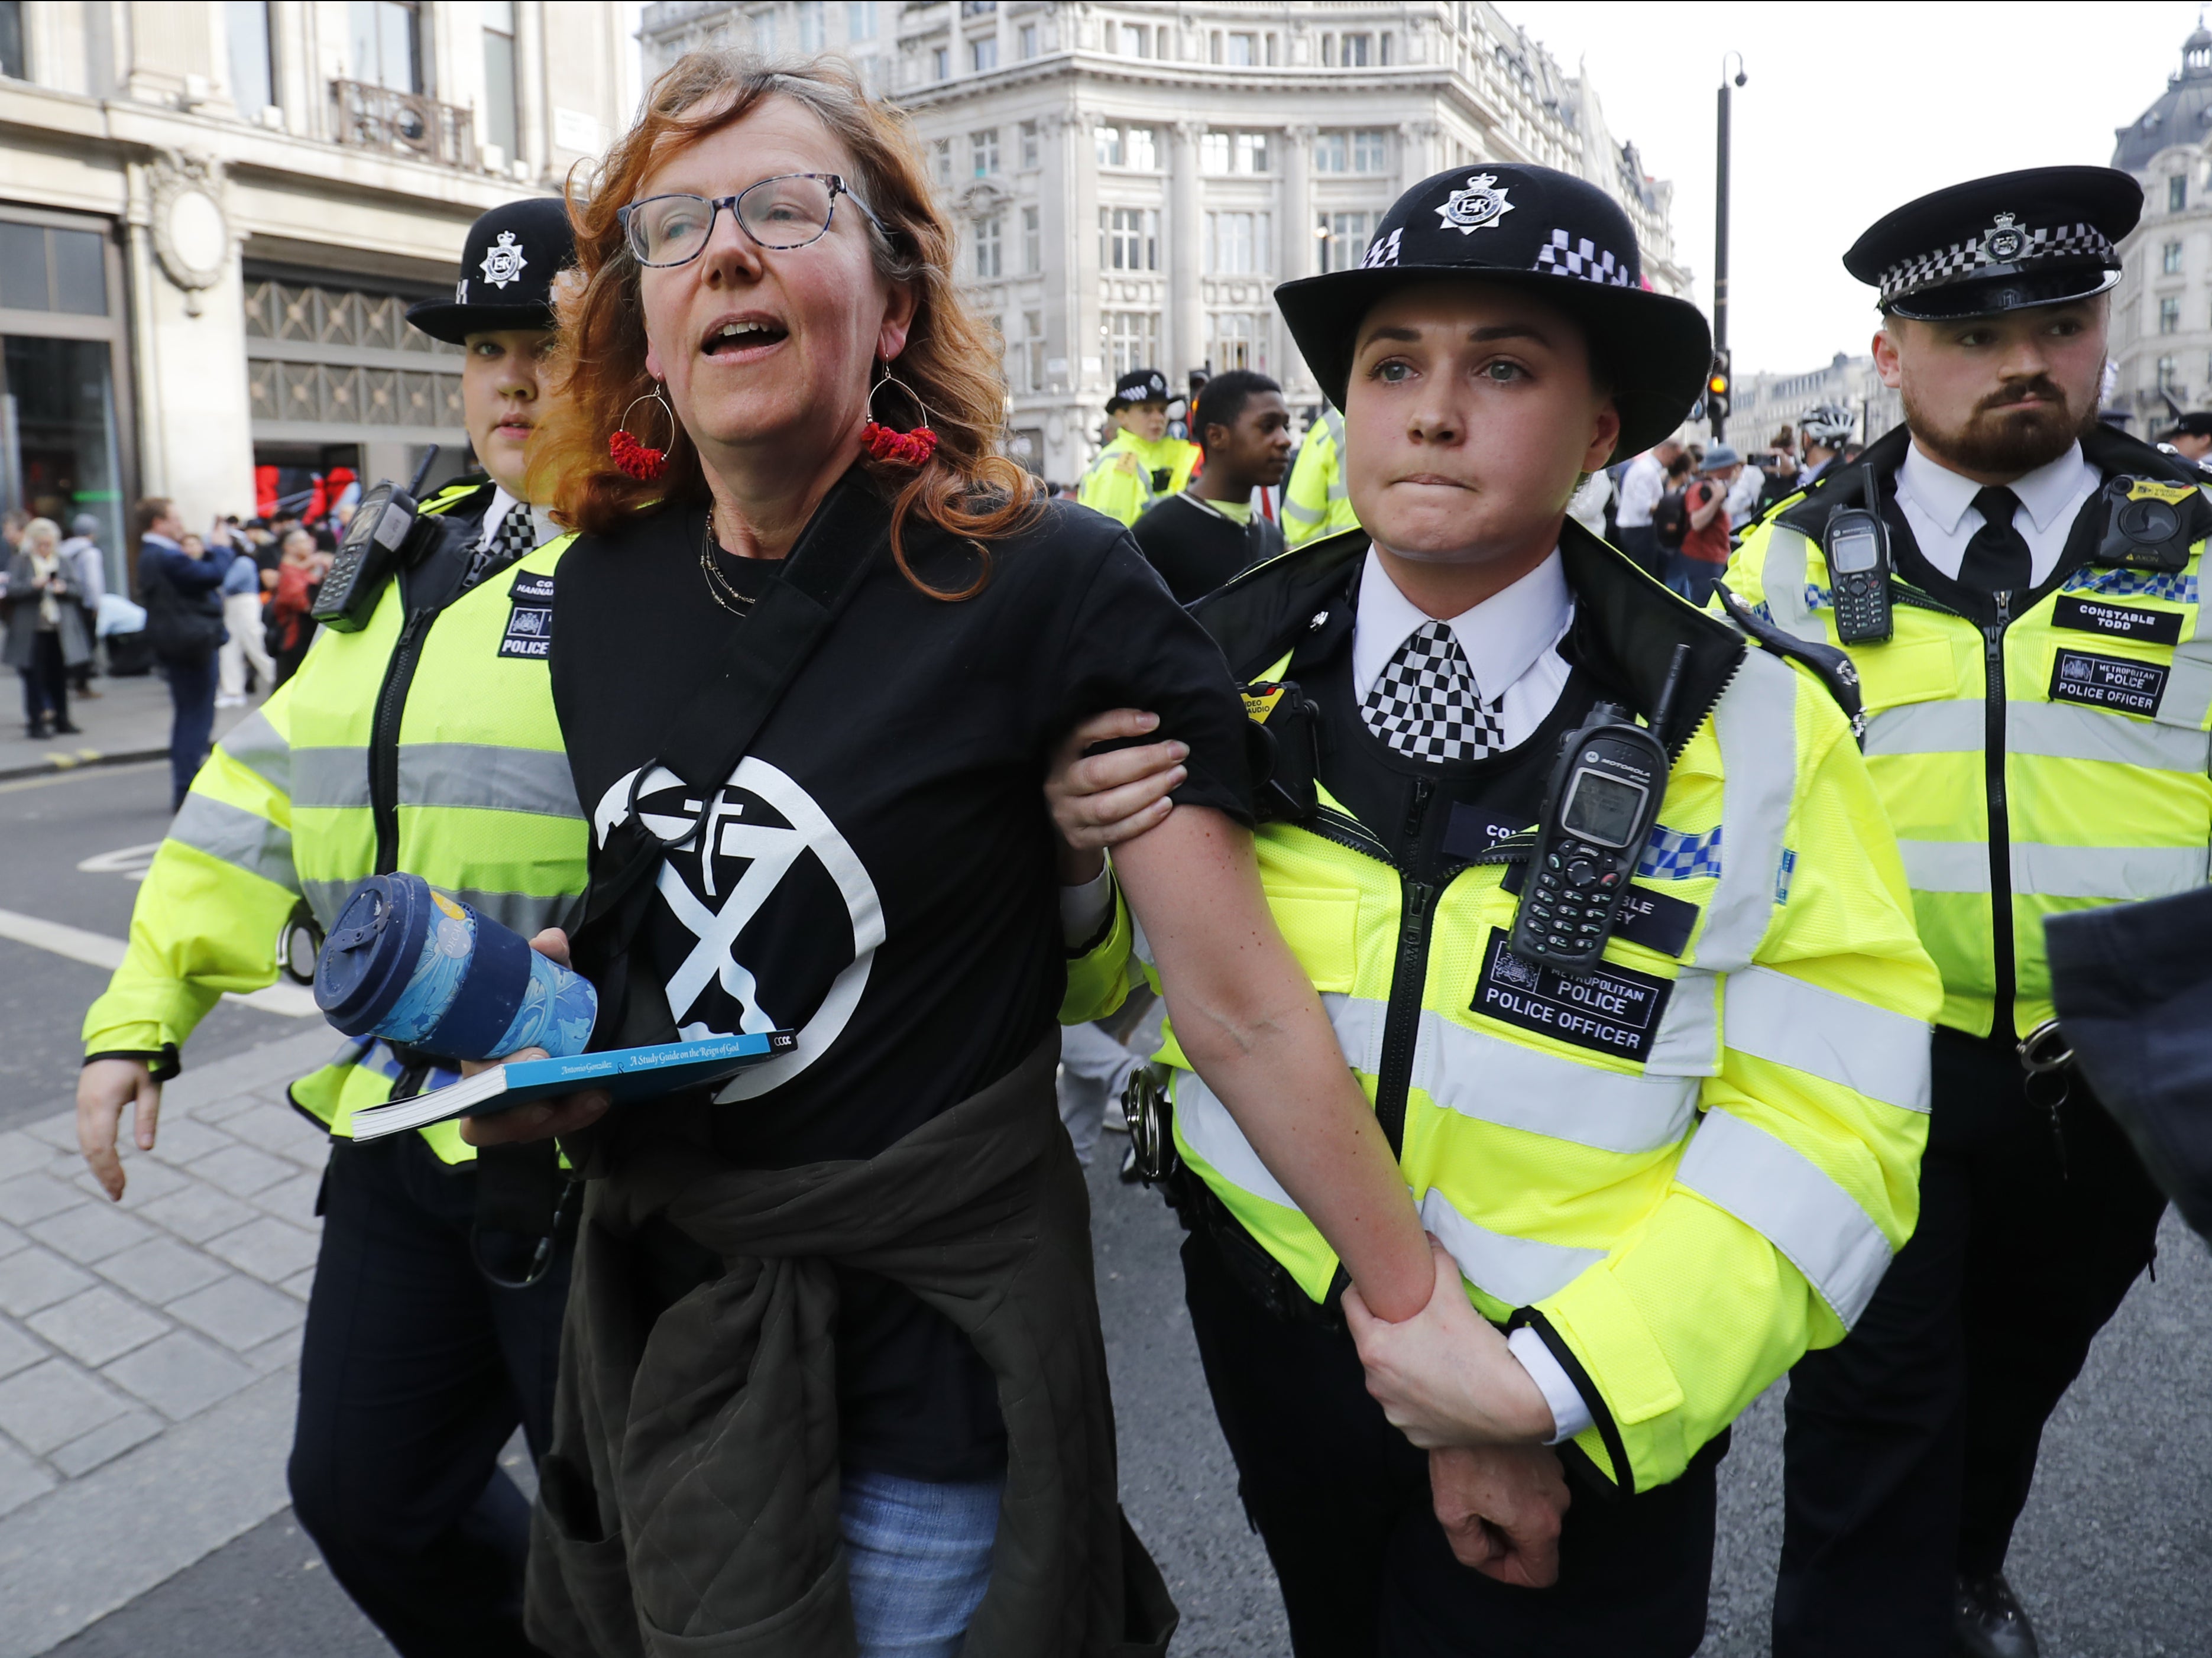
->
[1714,52,1746,443]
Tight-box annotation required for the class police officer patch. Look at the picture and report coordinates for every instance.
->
[499,568,554,659]
[1470,930,1673,1061]
[2048,647,2168,717]
[1434,174,1515,235]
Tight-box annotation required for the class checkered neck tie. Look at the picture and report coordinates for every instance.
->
[1361,618,1505,763]
[466,503,536,592]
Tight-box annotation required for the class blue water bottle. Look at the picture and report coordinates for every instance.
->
[313,873,597,1062]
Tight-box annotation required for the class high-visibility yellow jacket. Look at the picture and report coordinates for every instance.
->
[1083,524,1941,1496]
[1076,428,1200,527]
[1281,406,1360,547]
[1723,423,2212,1039]
[87,510,1132,1162]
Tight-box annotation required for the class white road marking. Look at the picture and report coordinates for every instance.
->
[0,905,321,1018]
[76,841,161,883]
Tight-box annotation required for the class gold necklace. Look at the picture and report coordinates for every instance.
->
[699,505,755,614]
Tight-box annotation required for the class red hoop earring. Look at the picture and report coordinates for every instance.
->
[610,386,675,481]
[860,367,938,467]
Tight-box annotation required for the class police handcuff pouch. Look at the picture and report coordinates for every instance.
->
[1238,678,1320,824]
[314,477,467,633]
[2094,476,2209,574]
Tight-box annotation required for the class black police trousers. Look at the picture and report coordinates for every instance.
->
[1181,1222,1720,1657]
[1771,1026,2167,1657]
[289,1132,573,1658]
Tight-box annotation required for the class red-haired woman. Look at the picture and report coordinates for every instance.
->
[466,57,1433,1656]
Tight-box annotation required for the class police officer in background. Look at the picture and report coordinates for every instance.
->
[1052,163,1940,1656]
[1281,401,1361,546]
[1796,403,1857,490]
[1724,167,2198,1658]
[75,196,585,1658]
[1076,366,1201,526]
[2154,407,2212,472]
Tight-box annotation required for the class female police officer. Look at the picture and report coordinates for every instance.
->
[75,197,585,1658]
[1049,164,1944,1656]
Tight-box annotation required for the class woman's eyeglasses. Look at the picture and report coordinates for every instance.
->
[618,173,888,267]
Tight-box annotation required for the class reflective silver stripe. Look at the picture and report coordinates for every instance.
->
[1325,475,1349,503]
[1723,966,1931,1112]
[1280,496,1323,525]
[1702,649,1798,968]
[300,878,579,935]
[1172,1070,1297,1209]
[394,744,582,819]
[1758,527,1825,642]
[1675,1107,1892,1327]
[170,794,296,890]
[217,708,290,794]
[1869,698,2212,772]
[292,747,372,811]
[1644,966,1719,1079]
[1895,839,1990,892]
[2012,840,2207,901]
[2157,620,2212,730]
[1418,1187,1605,1308]
[1415,1008,1700,1153]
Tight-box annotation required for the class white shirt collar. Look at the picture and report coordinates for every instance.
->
[1897,438,2097,536]
[1352,546,1573,706]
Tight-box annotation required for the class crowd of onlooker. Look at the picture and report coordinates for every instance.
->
[2,496,346,803]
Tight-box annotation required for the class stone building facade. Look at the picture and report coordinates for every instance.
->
[2110,23,2212,435]
[0,0,637,584]
[639,1,1689,484]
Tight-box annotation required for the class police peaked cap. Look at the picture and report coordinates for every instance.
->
[1843,166,2140,320]
[1272,164,1712,461]
[1108,367,1171,411]
[2161,409,2212,441]
[406,196,577,344]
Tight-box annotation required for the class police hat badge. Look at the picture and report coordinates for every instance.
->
[478,230,529,290]
[1434,173,1515,235]
[406,197,575,345]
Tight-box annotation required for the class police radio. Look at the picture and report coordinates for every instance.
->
[1510,649,1682,974]
[312,449,457,633]
[1824,477,1893,645]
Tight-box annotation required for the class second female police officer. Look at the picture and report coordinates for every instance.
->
[75,197,587,1658]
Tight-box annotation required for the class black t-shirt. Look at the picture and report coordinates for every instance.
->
[1129,492,1285,605]
[550,482,1251,1478]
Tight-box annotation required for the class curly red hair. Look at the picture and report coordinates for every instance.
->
[531,54,1035,596]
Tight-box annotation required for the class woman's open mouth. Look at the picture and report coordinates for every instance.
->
[703,318,790,357]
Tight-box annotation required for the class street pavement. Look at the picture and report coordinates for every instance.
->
[2,694,2208,1654]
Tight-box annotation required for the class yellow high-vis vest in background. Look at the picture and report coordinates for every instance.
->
[1723,425,2212,1039]
[1076,428,1200,527]
[1081,525,1942,1497]
[1281,406,1360,548]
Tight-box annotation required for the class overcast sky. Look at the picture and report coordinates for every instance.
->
[1498,1,2200,377]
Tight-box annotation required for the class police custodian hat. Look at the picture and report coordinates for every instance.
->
[1843,166,2142,320]
[404,196,577,344]
[1107,367,1170,411]
[1272,164,1712,460]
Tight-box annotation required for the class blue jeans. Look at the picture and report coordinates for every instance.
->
[163,650,219,809]
[841,1467,1002,1658]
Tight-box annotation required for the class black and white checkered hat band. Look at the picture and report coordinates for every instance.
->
[1879,222,2114,303]
[1533,228,1634,287]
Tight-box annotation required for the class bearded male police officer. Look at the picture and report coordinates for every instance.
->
[1723,167,2202,1658]
[1051,164,1940,1656]
[76,197,587,1658]
[1077,366,1201,526]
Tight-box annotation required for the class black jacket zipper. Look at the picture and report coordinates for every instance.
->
[1374,778,1437,1154]
[369,604,439,873]
[1889,580,2015,1034]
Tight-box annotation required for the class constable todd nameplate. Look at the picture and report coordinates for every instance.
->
[1472,930,1672,1061]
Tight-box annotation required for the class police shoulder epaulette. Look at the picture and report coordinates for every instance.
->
[1715,586,1866,743]
[1188,528,1367,681]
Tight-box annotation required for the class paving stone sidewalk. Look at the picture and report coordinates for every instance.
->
[0,1028,341,1658]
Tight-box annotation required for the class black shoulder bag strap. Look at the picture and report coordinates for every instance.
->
[570,478,890,1049]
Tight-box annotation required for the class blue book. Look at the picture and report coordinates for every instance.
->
[347,1031,796,1141]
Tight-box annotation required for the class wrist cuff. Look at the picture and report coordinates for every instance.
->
[83,1044,180,1084]
[1508,1325,1594,1446]
[1060,863,1116,950]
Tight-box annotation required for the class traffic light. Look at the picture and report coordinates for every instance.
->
[1705,351,1732,427]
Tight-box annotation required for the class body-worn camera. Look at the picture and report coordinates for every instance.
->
[1510,702,1670,974]
[2095,476,2208,574]
[312,477,458,633]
